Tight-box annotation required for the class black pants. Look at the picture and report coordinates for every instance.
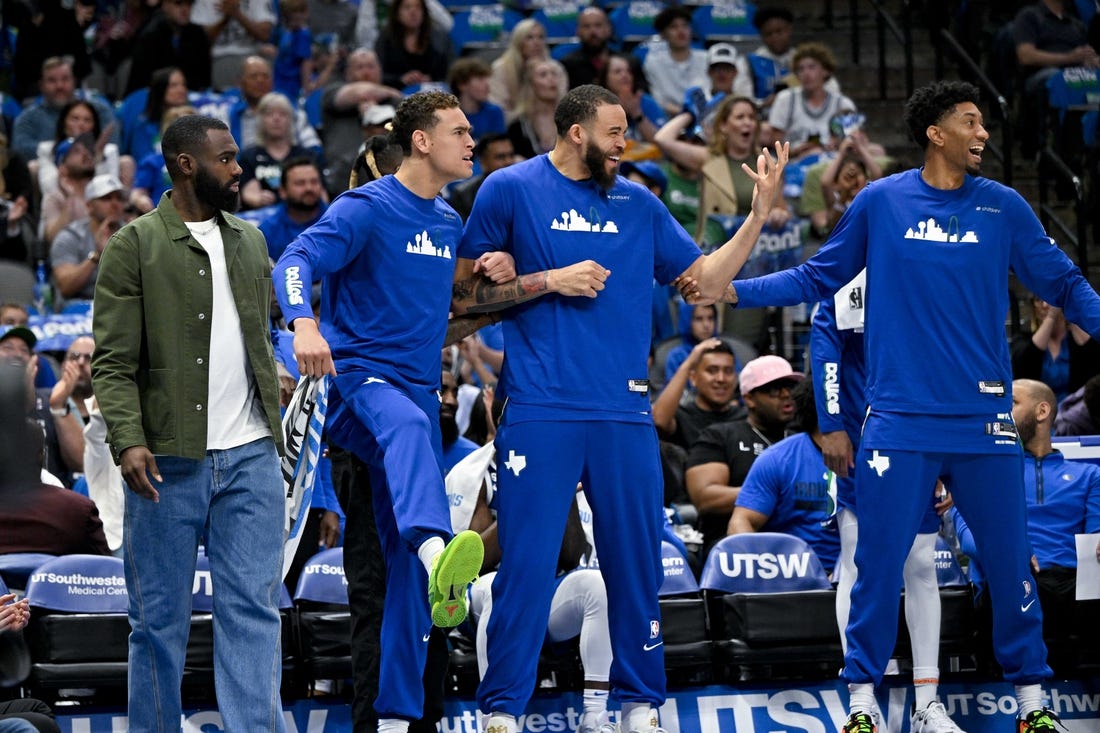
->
[329,444,449,732]
[0,699,60,733]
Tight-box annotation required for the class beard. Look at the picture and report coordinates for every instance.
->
[1015,412,1036,446]
[286,194,319,213]
[440,412,458,445]
[194,165,240,213]
[583,140,618,190]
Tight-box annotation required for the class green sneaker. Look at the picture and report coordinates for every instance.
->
[1017,709,1066,733]
[428,530,484,627]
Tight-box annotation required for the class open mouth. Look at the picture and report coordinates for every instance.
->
[968,145,983,163]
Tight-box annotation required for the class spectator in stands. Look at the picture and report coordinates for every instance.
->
[36,100,127,200]
[123,68,191,164]
[225,56,322,152]
[441,369,478,473]
[192,0,276,91]
[0,305,28,328]
[0,133,33,264]
[239,92,319,210]
[49,336,94,426]
[0,594,29,633]
[728,379,840,573]
[685,355,799,556]
[746,6,795,107]
[1012,294,1100,402]
[130,105,198,213]
[662,303,719,384]
[11,57,117,163]
[355,0,453,61]
[126,0,213,95]
[269,0,316,102]
[258,156,328,259]
[803,130,884,237]
[560,8,613,89]
[655,95,791,245]
[1013,0,1100,157]
[50,175,125,305]
[653,338,743,450]
[449,58,506,143]
[449,133,514,220]
[307,0,358,51]
[681,45,755,127]
[39,133,97,247]
[764,42,856,160]
[597,53,665,143]
[88,0,159,100]
[489,20,566,121]
[375,0,453,89]
[506,58,566,159]
[1055,373,1100,435]
[0,418,108,556]
[643,7,708,118]
[320,48,403,195]
[7,0,94,102]
[620,159,667,197]
[92,114,287,731]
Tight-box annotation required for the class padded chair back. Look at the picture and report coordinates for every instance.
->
[531,2,585,42]
[25,555,127,613]
[608,1,664,44]
[294,547,348,605]
[659,540,698,596]
[700,532,831,594]
[691,2,757,42]
[450,5,522,53]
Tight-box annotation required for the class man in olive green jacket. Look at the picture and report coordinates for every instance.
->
[91,115,288,733]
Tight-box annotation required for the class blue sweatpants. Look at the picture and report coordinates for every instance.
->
[327,372,454,719]
[479,419,666,717]
[842,446,1051,686]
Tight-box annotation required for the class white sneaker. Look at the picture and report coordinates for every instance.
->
[577,712,618,733]
[911,701,966,733]
[484,713,518,733]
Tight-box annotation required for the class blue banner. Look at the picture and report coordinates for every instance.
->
[53,678,1100,732]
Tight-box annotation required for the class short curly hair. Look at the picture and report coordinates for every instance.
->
[792,42,836,75]
[389,90,461,156]
[903,80,981,151]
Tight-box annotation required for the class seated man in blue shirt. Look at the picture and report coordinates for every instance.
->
[728,378,840,574]
[258,156,328,260]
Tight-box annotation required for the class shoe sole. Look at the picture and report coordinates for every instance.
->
[430,530,484,627]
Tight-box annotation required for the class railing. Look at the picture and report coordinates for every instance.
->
[849,0,914,100]
[934,28,1014,188]
[1037,146,1090,276]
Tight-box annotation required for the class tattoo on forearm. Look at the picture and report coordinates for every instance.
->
[462,271,550,313]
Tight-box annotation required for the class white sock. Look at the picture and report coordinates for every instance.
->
[912,668,938,710]
[849,683,876,716]
[1015,684,1044,718]
[583,687,609,716]
[622,703,658,732]
[378,718,409,733]
[418,535,446,575]
[483,712,517,733]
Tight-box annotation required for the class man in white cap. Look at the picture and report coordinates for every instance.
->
[681,43,755,136]
[643,7,709,117]
[50,173,127,303]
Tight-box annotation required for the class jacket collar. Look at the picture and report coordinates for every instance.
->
[156,190,244,242]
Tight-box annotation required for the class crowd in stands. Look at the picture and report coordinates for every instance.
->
[1,1,1100,729]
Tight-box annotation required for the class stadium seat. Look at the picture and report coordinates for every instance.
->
[1044,66,1100,161]
[450,5,522,54]
[0,552,56,592]
[551,41,581,61]
[531,2,586,43]
[658,541,713,684]
[21,554,129,699]
[0,261,35,310]
[293,547,352,688]
[700,533,842,681]
[691,1,757,42]
[608,1,665,45]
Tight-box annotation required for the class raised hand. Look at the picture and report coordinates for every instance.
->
[743,141,790,220]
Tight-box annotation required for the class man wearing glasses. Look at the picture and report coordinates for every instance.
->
[49,336,95,425]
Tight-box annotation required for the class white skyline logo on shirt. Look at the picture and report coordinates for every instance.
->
[406,230,451,259]
[550,209,619,234]
[904,216,979,243]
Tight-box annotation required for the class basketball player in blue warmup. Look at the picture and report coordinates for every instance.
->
[273,92,512,733]
[455,85,788,733]
[732,80,1100,733]
[811,279,962,733]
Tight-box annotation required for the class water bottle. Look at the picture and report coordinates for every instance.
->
[33,260,52,315]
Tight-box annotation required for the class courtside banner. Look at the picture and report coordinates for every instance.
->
[54,678,1100,732]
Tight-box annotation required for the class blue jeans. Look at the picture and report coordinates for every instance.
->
[124,437,287,732]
